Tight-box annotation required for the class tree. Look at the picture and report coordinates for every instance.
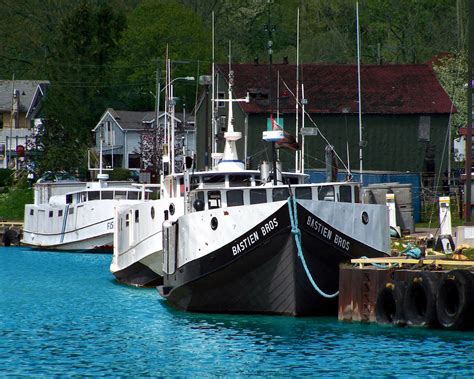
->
[116,0,212,111]
[432,51,467,133]
[36,1,126,175]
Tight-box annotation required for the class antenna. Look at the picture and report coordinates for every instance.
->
[356,1,363,184]
[211,11,216,159]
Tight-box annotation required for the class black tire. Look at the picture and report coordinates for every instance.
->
[375,281,407,326]
[436,270,474,330]
[404,272,439,328]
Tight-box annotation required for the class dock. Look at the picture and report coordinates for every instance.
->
[339,256,474,329]
[0,221,23,246]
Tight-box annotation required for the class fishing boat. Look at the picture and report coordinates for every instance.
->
[21,172,148,252]
[158,67,391,316]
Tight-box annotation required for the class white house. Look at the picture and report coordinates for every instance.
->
[92,108,195,171]
[0,80,49,169]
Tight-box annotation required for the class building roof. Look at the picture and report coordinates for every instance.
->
[0,80,49,113]
[93,108,193,132]
[217,63,454,115]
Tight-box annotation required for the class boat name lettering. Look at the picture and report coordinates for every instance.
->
[107,221,114,230]
[306,216,350,251]
[306,216,333,241]
[232,231,260,256]
[260,217,279,236]
[334,234,350,251]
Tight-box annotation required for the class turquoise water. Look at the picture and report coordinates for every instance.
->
[1,247,474,377]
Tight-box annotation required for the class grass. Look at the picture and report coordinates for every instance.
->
[0,187,33,222]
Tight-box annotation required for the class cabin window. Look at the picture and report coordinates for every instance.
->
[354,187,361,203]
[58,210,63,217]
[128,191,139,200]
[179,178,184,197]
[115,191,127,200]
[191,176,201,191]
[318,186,335,201]
[202,175,225,184]
[283,176,299,185]
[68,207,74,215]
[135,210,139,223]
[208,191,221,209]
[102,191,113,200]
[295,187,312,200]
[66,194,73,204]
[339,186,352,203]
[272,188,290,202]
[228,175,252,187]
[226,190,244,207]
[29,209,34,216]
[151,206,155,219]
[88,191,100,201]
[125,213,130,227]
[49,210,53,218]
[250,189,267,204]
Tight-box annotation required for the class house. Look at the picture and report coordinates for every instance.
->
[0,80,49,169]
[195,62,454,178]
[92,108,195,171]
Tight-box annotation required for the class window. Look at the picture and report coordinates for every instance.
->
[49,210,53,218]
[125,213,130,227]
[250,189,267,204]
[29,209,34,216]
[102,191,113,200]
[339,186,352,203]
[115,191,127,200]
[128,191,139,200]
[58,210,63,217]
[202,175,226,184]
[135,210,139,223]
[66,194,73,204]
[217,91,225,108]
[295,187,312,200]
[228,175,252,187]
[226,190,244,207]
[318,186,335,201]
[208,191,221,209]
[68,207,74,215]
[272,188,290,202]
[88,191,100,201]
[418,116,430,141]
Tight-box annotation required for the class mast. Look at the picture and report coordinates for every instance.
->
[295,7,300,173]
[356,2,363,184]
[466,0,473,222]
[211,11,217,160]
[215,41,249,172]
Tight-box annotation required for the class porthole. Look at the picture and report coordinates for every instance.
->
[169,203,175,216]
[361,211,369,225]
[151,206,155,219]
[211,217,218,230]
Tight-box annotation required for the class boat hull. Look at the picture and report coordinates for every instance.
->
[159,200,388,316]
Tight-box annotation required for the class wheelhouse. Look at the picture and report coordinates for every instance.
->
[188,182,361,212]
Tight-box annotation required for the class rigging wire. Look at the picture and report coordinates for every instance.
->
[280,77,349,174]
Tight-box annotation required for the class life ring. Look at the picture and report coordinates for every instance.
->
[375,281,406,326]
[403,272,439,328]
[436,269,474,330]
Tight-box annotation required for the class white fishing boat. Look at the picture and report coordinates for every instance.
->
[157,65,391,316]
[22,173,147,252]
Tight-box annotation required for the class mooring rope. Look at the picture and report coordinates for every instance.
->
[287,196,339,298]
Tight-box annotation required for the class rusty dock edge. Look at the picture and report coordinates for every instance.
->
[338,256,474,328]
